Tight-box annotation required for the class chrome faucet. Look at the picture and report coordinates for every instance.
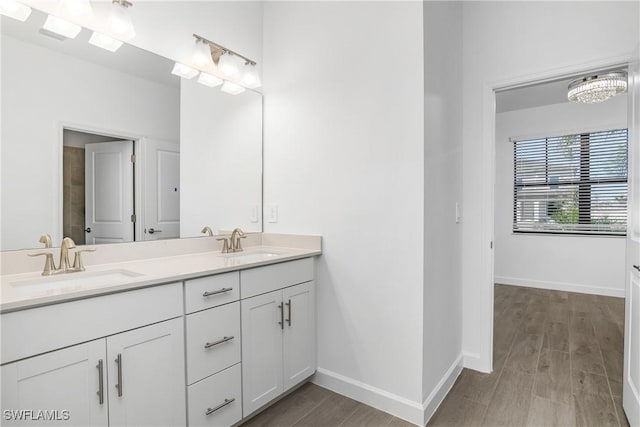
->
[230,228,246,252]
[59,237,76,272]
[201,226,214,236]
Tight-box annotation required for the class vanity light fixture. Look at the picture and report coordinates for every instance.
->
[0,0,32,22]
[221,80,245,95]
[89,31,123,52]
[108,0,135,41]
[192,38,215,69]
[197,72,223,88]
[58,0,92,18]
[172,62,199,79]
[191,34,258,87]
[568,72,627,104]
[43,14,82,39]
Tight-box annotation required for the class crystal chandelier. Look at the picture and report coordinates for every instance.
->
[568,72,627,104]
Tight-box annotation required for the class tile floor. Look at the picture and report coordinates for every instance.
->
[242,284,628,427]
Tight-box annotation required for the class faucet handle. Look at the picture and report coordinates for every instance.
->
[235,234,247,252]
[216,237,230,254]
[72,248,96,271]
[28,252,56,276]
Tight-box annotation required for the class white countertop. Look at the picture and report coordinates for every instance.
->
[0,245,321,313]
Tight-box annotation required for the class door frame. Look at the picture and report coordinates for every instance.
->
[475,54,633,374]
[57,121,144,244]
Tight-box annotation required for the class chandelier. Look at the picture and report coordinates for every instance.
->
[568,72,627,104]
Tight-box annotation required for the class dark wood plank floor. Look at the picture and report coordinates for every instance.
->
[240,382,414,427]
[242,285,628,427]
[429,284,628,427]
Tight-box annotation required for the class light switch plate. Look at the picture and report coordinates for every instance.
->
[267,204,278,223]
[455,202,461,224]
[250,205,259,223]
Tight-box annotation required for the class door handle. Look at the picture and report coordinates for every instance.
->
[84,227,92,233]
[147,228,162,234]
[115,353,123,397]
[633,264,640,272]
[285,299,291,326]
[96,359,104,405]
[278,302,284,330]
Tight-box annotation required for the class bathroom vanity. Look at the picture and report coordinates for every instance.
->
[0,234,321,426]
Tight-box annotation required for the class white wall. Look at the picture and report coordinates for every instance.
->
[180,79,262,236]
[495,96,628,297]
[1,35,179,251]
[422,1,464,421]
[461,1,640,372]
[263,1,426,422]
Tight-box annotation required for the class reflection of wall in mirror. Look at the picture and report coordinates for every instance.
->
[180,78,263,237]
[0,35,179,251]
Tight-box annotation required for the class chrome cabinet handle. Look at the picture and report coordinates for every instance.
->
[204,336,234,349]
[147,228,162,234]
[96,359,104,405]
[202,287,233,297]
[115,353,123,397]
[278,302,284,330]
[634,264,640,272]
[286,299,292,326]
[205,398,235,416]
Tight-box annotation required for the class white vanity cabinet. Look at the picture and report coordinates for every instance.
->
[240,259,316,417]
[1,283,186,427]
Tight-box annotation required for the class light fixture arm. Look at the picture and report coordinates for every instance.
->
[193,34,257,66]
[112,0,133,8]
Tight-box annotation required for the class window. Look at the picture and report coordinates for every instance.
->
[513,129,628,236]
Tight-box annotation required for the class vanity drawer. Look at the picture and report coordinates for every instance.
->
[185,272,240,314]
[186,302,241,385]
[241,258,314,299]
[187,363,242,427]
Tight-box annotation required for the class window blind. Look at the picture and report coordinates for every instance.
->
[513,128,628,235]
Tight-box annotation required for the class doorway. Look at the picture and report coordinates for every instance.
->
[62,128,135,245]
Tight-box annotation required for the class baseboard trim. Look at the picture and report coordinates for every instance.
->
[421,354,463,425]
[312,368,424,425]
[312,355,464,427]
[495,276,625,298]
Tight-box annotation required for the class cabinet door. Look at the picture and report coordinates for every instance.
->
[241,290,284,416]
[1,339,108,426]
[283,281,316,391]
[107,318,186,426]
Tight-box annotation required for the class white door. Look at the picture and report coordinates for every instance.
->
[283,281,316,392]
[241,290,284,417]
[85,141,134,244]
[624,46,640,426]
[106,318,186,427]
[1,339,108,426]
[143,139,180,241]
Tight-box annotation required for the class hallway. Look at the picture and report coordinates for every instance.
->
[429,284,628,426]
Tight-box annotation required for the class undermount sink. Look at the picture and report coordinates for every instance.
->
[223,250,283,263]
[10,269,144,293]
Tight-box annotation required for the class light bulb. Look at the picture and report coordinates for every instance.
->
[221,81,245,95]
[171,62,198,79]
[197,72,223,88]
[89,31,123,52]
[58,0,92,17]
[217,53,240,80]
[0,0,32,21]
[108,0,135,40]
[192,39,214,69]
[43,15,82,39]
[240,64,261,89]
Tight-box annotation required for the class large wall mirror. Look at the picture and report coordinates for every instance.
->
[1,8,263,251]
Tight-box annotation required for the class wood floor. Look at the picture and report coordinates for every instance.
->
[429,284,628,427]
[242,284,628,427]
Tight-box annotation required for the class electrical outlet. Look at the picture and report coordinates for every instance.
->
[455,202,461,224]
[250,205,259,223]
[267,204,278,223]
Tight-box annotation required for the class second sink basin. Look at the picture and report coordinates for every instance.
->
[223,250,282,263]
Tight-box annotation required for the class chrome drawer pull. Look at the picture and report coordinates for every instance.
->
[202,288,233,297]
[204,336,235,349]
[205,398,235,416]
[286,299,292,326]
